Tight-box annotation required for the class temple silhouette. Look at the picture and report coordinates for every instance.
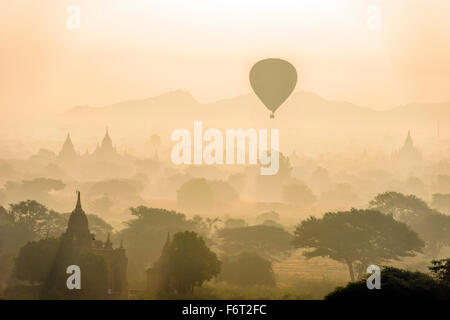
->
[63,191,128,298]
[58,129,121,160]
[392,130,423,172]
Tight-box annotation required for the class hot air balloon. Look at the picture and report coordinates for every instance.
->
[249,58,297,119]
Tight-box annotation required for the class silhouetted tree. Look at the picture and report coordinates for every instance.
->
[261,219,284,229]
[370,192,450,257]
[9,237,109,299]
[255,211,279,224]
[293,209,424,281]
[0,240,13,291]
[209,181,239,206]
[152,231,220,294]
[0,204,36,257]
[224,218,247,229]
[218,225,293,260]
[177,178,214,211]
[429,258,450,284]
[369,191,431,225]
[6,200,65,239]
[255,152,293,201]
[116,206,199,281]
[415,213,450,258]
[219,252,276,287]
[13,237,60,286]
[282,182,316,207]
[326,267,447,300]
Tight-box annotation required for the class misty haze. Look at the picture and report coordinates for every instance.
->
[1,0,450,302]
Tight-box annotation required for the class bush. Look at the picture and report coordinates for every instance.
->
[219,252,276,287]
[326,266,449,300]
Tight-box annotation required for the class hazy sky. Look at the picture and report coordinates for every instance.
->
[1,0,450,115]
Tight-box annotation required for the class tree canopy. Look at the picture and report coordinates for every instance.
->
[369,191,432,225]
[115,206,199,281]
[217,225,294,260]
[8,236,109,300]
[415,213,450,257]
[370,191,450,257]
[429,258,450,285]
[219,252,276,287]
[151,231,221,294]
[177,178,214,211]
[282,182,316,207]
[293,209,424,281]
[326,266,448,300]
[13,237,60,286]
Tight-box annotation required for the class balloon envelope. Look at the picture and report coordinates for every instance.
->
[249,58,297,117]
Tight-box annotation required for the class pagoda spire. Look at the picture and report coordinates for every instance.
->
[59,132,77,158]
[404,130,413,148]
[76,190,82,210]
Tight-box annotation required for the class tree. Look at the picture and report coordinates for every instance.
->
[218,225,294,260]
[431,193,450,214]
[370,192,450,257]
[115,206,199,281]
[282,182,316,207]
[86,214,113,242]
[219,252,276,287]
[0,240,13,291]
[0,204,36,257]
[429,258,450,285]
[292,209,424,281]
[261,219,284,229]
[152,231,220,294]
[208,181,239,206]
[7,200,66,238]
[369,191,432,226]
[177,178,214,211]
[10,237,109,299]
[255,211,280,225]
[415,213,450,258]
[255,152,293,201]
[13,237,60,286]
[224,218,247,229]
[325,267,447,300]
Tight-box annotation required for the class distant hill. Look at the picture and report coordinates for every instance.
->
[60,89,450,134]
[22,89,443,157]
